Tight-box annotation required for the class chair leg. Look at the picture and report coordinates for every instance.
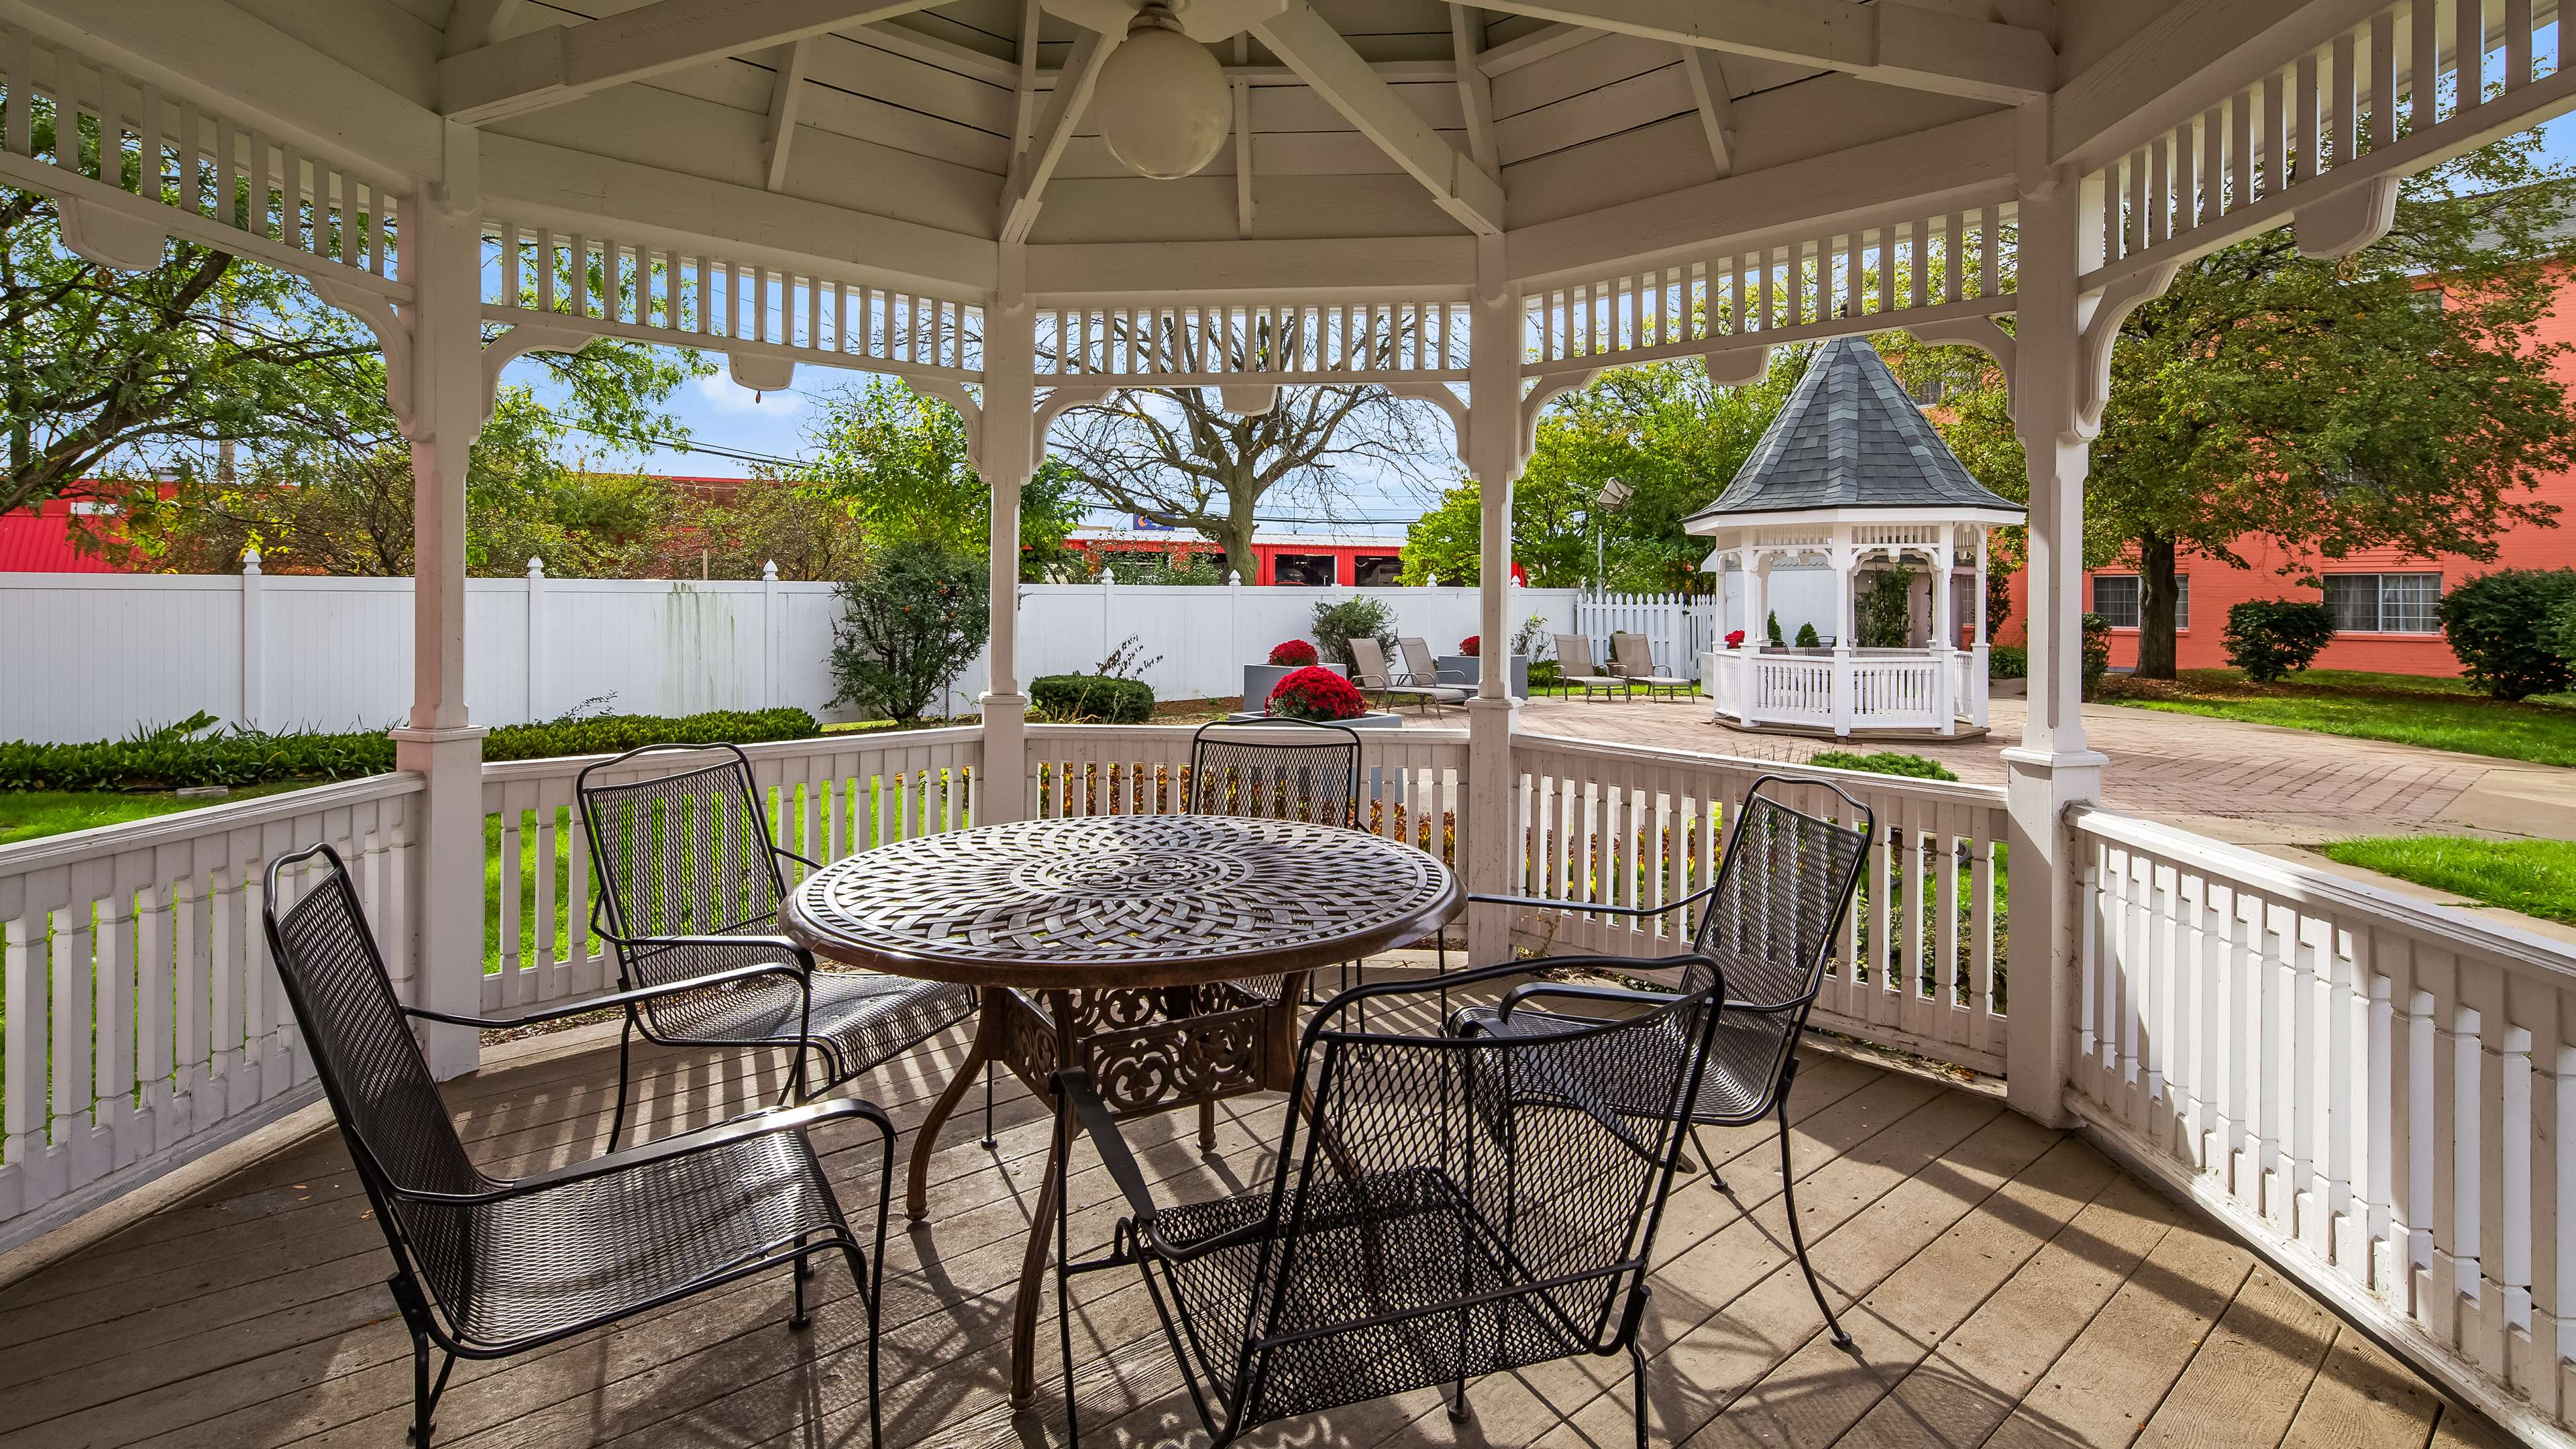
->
[605,1012,637,1152]
[1628,1334,1650,1449]
[1692,1124,1728,1193]
[1448,1379,1469,1424]
[1776,1077,1853,1350]
[792,1248,812,1330]
[981,1064,996,1149]
[394,1277,453,1447]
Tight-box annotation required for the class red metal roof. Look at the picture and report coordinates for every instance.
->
[0,498,113,573]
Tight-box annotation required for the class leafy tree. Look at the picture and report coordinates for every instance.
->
[798,379,1085,580]
[829,541,990,722]
[1858,570,1913,647]
[1397,480,1483,584]
[2,125,700,517]
[1311,596,1397,667]
[655,477,867,582]
[1904,131,2576,678]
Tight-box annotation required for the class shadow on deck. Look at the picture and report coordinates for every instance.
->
[0,967,2514,1449]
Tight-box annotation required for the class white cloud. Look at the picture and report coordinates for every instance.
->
[693,371,809,416]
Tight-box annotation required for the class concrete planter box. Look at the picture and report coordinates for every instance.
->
[1438,653,1529,698]
[1226,710,1404,729]
[1242,661,1349,707]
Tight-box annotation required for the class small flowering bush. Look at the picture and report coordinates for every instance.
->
[1458,635,1481,656]
[1725,629,1746,647]
[1267,639,1320,667]
[1267,665,1368,722]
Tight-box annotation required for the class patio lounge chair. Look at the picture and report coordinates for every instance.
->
[1612,631,1695,700]
[1348,635,1468,715]
[1053,959,1724,1449]
[578,743,978,1149]
[1553,632,1631,701]
[262,843,894,1449]
[1456,775,1875,1348]
[1398,635,1475,707]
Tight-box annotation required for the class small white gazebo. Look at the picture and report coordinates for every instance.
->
[1693,337,2022,739]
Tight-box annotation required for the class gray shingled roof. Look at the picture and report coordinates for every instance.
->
[1688,337,2023,522]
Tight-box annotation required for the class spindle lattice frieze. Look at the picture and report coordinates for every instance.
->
[1033,301,1469,384]
[0,25,408,296]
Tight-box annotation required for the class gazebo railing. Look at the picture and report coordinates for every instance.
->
[1705,649,1974,736]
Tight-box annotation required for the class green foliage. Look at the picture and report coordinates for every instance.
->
[1858,570,1913,648]
[1029,674,1155,723]
[2222,599,2336,683]
[1766,611,1784,647]
[1988,645,2027,679]
[2110,669,2576,767]
[1807,751,1960,782]
[2082,612,2112,698]
[1902,130,2576,679]
[0,708,820,792]
[1399,480,1483,585]
[1311,596,1397,666]
[1794,621,1821,648]
[2440,568,2576,700]
[1095,544,1227,585]
[829,541,990,723]
[797,381,1085,578]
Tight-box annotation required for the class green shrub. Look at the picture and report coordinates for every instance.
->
[2082,611,2110,698]
[1311,596,1397,667]
[1858,570,1913,648]
[0,708,822,792]
[1988,645,2027,679]
[829,541,990,722]
[2222,599,2336,683]
[1527,659,1564,689]
[1030,674,1155,723]
[1794,621,1821,648]
[1807,750,1960,782]
[1766,610,1784,647]
[2441,568,2576,700]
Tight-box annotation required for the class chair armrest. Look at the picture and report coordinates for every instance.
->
[1464,880,1719,920]
[1497,979,1688,1023]
[399,1097,890,1205]
[588,925,815,973]
[773,845,823,872]
[401,960,811,1030]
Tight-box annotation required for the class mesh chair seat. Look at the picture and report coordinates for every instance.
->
[417,1128,843,1350]
[1150,1167,1597,1428]
[1453,1001,1786,1126]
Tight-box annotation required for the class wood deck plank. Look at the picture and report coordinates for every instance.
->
[2129,1264,2343,1448]
[2277,1327,2440,1448]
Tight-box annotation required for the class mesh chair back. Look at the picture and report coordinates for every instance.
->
[578,744,786,986]
[1611,633,1655,676]
[1187,719,1360,826]
[1395,637,1444,683]
[1344,635,1393,688]
[262,845,488,1293]
[1553,633,1597,674]
[1222,984,1717,1428]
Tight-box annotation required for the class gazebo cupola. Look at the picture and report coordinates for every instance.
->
[1690,337,2024,739]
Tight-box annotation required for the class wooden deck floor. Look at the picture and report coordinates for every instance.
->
[0,977,2515,1449]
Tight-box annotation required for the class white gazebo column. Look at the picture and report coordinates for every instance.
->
[1464,236,1524,965]
[2000,117,2110,1130]
[1830,536,1857,737]
[1931,541,1957,735]
[388,123,490,1080]
[977,250,1036,823]
[1739,551,1769,729]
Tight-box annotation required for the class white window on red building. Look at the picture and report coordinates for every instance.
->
[2092,574,2188,631]
[2324,573,2443,633]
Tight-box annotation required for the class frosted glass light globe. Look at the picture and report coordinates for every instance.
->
[1093,20,1230,180]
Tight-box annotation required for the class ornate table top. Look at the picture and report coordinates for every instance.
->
[780,815,1460,989]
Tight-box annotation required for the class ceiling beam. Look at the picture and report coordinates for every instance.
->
[441,0,945,125]
[1234,79,1256,237]
[1450,7,1500,176]
[1475,21,1597,76]
[442,0,524,58]
[998,27,1116,245]
[1679,46,1733,176]
[1255,1,1506,235]
[761,38,812,191]
[1470,0,2055,103]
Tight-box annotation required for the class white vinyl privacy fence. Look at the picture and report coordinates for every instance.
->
[0,568,1582,744]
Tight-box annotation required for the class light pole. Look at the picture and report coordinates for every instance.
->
[1594,476,1633,594]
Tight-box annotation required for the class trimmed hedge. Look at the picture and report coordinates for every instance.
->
[2222,599,2334,683]
[2441,568,2576,700]
[1987,645,2027,679]
[1807,749,1960,782]
[1030,674,1155,724]
[0,708,823,793]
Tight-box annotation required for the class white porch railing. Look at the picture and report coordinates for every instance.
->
[1704,647,1977,735]
[2068,808,2576,1444]
[480,729,983,1013]
[0,774,420,1254]
[1503,733,2012,1075]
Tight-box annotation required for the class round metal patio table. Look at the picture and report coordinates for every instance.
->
[779,812,1460,1407]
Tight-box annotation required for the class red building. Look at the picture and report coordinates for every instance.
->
[2000,268,2576,676]
[0,494,121,572]
[1063,527,1411,586]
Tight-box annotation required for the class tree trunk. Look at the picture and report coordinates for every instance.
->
[2135,531,2180,680]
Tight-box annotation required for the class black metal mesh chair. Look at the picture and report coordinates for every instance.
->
[1456,774,1874,1346]
[578,743,977,1148]
[1055,960,1723,1448]
[261,843,893,1449]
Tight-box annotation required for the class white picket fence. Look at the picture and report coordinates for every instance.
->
[0,568,1582,744]
[1569,591,1722,682]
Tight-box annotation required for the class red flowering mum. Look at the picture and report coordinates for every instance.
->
[1267,639,1320,667]
[1458,635,1481,656]
[1267,665,1367,721]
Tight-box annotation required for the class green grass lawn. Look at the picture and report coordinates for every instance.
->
[2318,835,2576,924]
[0,784,313,845]
[2100,667,2576,767]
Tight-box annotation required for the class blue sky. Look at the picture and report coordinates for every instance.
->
[508,109,2576,537]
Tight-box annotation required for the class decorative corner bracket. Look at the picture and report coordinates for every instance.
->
[1519,368,1598,462]
[907,376,985,472]
[1384,382,1469,478]
[2295,176,2400,260]
[482,324,594,427]
[1701,345,1772,388]
[1905,316,2015,379]
[2076,261,2178,438]
[58,198,169,272]
[308,276,423,439]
